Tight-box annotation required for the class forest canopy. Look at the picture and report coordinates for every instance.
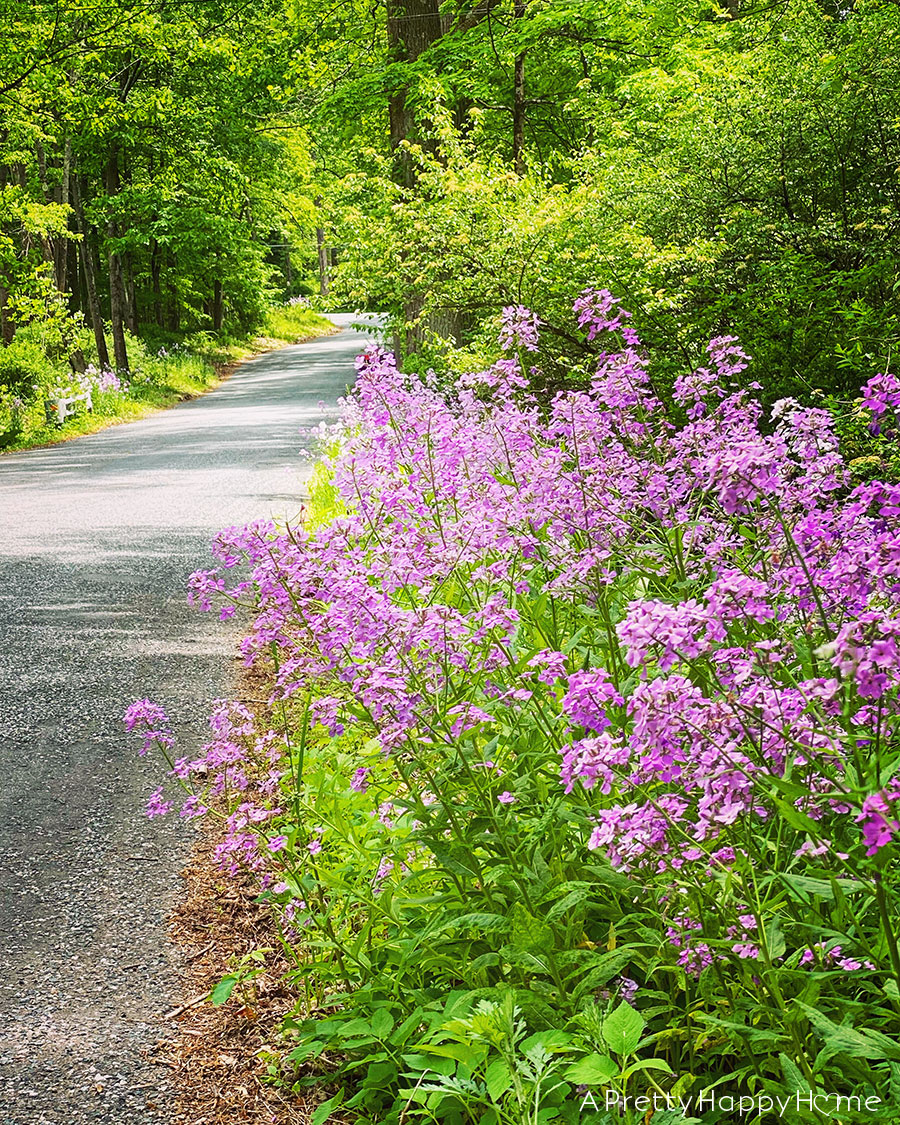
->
[2,0,899,401]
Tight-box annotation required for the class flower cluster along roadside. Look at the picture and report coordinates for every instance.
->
[127,291,900,1125]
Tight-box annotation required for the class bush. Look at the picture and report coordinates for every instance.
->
[131,294,900,1123]
[0,331,50,401]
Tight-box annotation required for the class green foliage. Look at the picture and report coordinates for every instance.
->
[0,307,335,451]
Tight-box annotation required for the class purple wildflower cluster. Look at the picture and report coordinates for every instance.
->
[499,304,541,352]
[130,290,900,987]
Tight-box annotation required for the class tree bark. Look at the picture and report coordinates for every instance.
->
[104,148,129,372]
[55,134,71,294]
[122,250,137,334]
[314,197,330,296]
[0,281,13,345]
[317,227,330,296]
[150,237,163,327]
[212,279,223,331]
[386,0,443,187]
[0,159,15,344]
[513,2,527,177]
[72,176,111,370]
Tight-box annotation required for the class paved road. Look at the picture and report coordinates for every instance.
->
[0,315,374,1125]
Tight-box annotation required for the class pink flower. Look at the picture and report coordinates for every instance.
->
[145,788,173,819]
[350,766,370,793]
[857,789,900,855]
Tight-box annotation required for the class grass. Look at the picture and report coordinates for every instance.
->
[1,306,338,454]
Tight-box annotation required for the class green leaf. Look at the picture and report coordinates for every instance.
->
[509,902,555,952]
[209,974,238,1006]
[311,1090,344,1125]
[602,1002,645,1056]
[363,1059,398,1086]
[570,947,637,1000]
[420,1042,486,1066]
[620,1057,674,1081]
[431,912,513,935]
[565,1053,618,1084]
[485,1057,513,1101]
[795,1001,900,1061]
[371,1008,395,1039]
[778,1052,810,1095]
[521,1030,573,1054]
[765,917,786,960]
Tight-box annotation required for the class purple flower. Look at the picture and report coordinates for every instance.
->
[350,766,370,793]
[123,699,175,756]
[499,305,540,352]
[561,669,623,732]
[857,788,900,855]
[145,788,173,819]
[497,791,516,804]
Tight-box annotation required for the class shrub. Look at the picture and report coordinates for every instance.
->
[130,293,900,1123]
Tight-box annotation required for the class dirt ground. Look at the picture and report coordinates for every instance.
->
[164,821,321,1125]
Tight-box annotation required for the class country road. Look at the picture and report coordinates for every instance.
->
[0,315,375,1125]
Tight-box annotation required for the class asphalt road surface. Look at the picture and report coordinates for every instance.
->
[0,314,375,1125]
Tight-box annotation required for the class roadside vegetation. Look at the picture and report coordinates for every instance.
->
[0,304,334,453]
[7,0,900,1120]
[130,295,900,1124]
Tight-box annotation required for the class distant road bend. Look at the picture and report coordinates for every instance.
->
[0,314,376,1125]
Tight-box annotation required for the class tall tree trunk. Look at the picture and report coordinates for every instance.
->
[0,281,13,345]
[150,237,163,327]
[55,134,71,293]
[317,227,330,297]
[212,279,223,331]
[104,148,129,372]
[166,249,179,331]
[33,140,55,271]
[123,250,137,334]
[314,197,330,296]
[72,176,111,370]
[0,160,15,343]
[386,0,443,187]
[512,2,527,177]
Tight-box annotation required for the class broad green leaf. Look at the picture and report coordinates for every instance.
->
[209,974,238,1006]
[485,1057,513,1101]
[565,1053,618,1084]
[371,1008,395,1039]
[602,1002,645,1056]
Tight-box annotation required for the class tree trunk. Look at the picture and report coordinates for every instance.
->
[56,134,71,294]
[0,281,13,345]
[150,238,163,327]
[512,2,527,177]
[72,176,111,370]
[166,250,179,332]
[315,199,330,296]
[0,161,14,343]
[104,148,129,372]
[33,140,55,271]
[386,0,443,187]
[212,280,223,331]
[317,227,330,296]
[123,251,138,334]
